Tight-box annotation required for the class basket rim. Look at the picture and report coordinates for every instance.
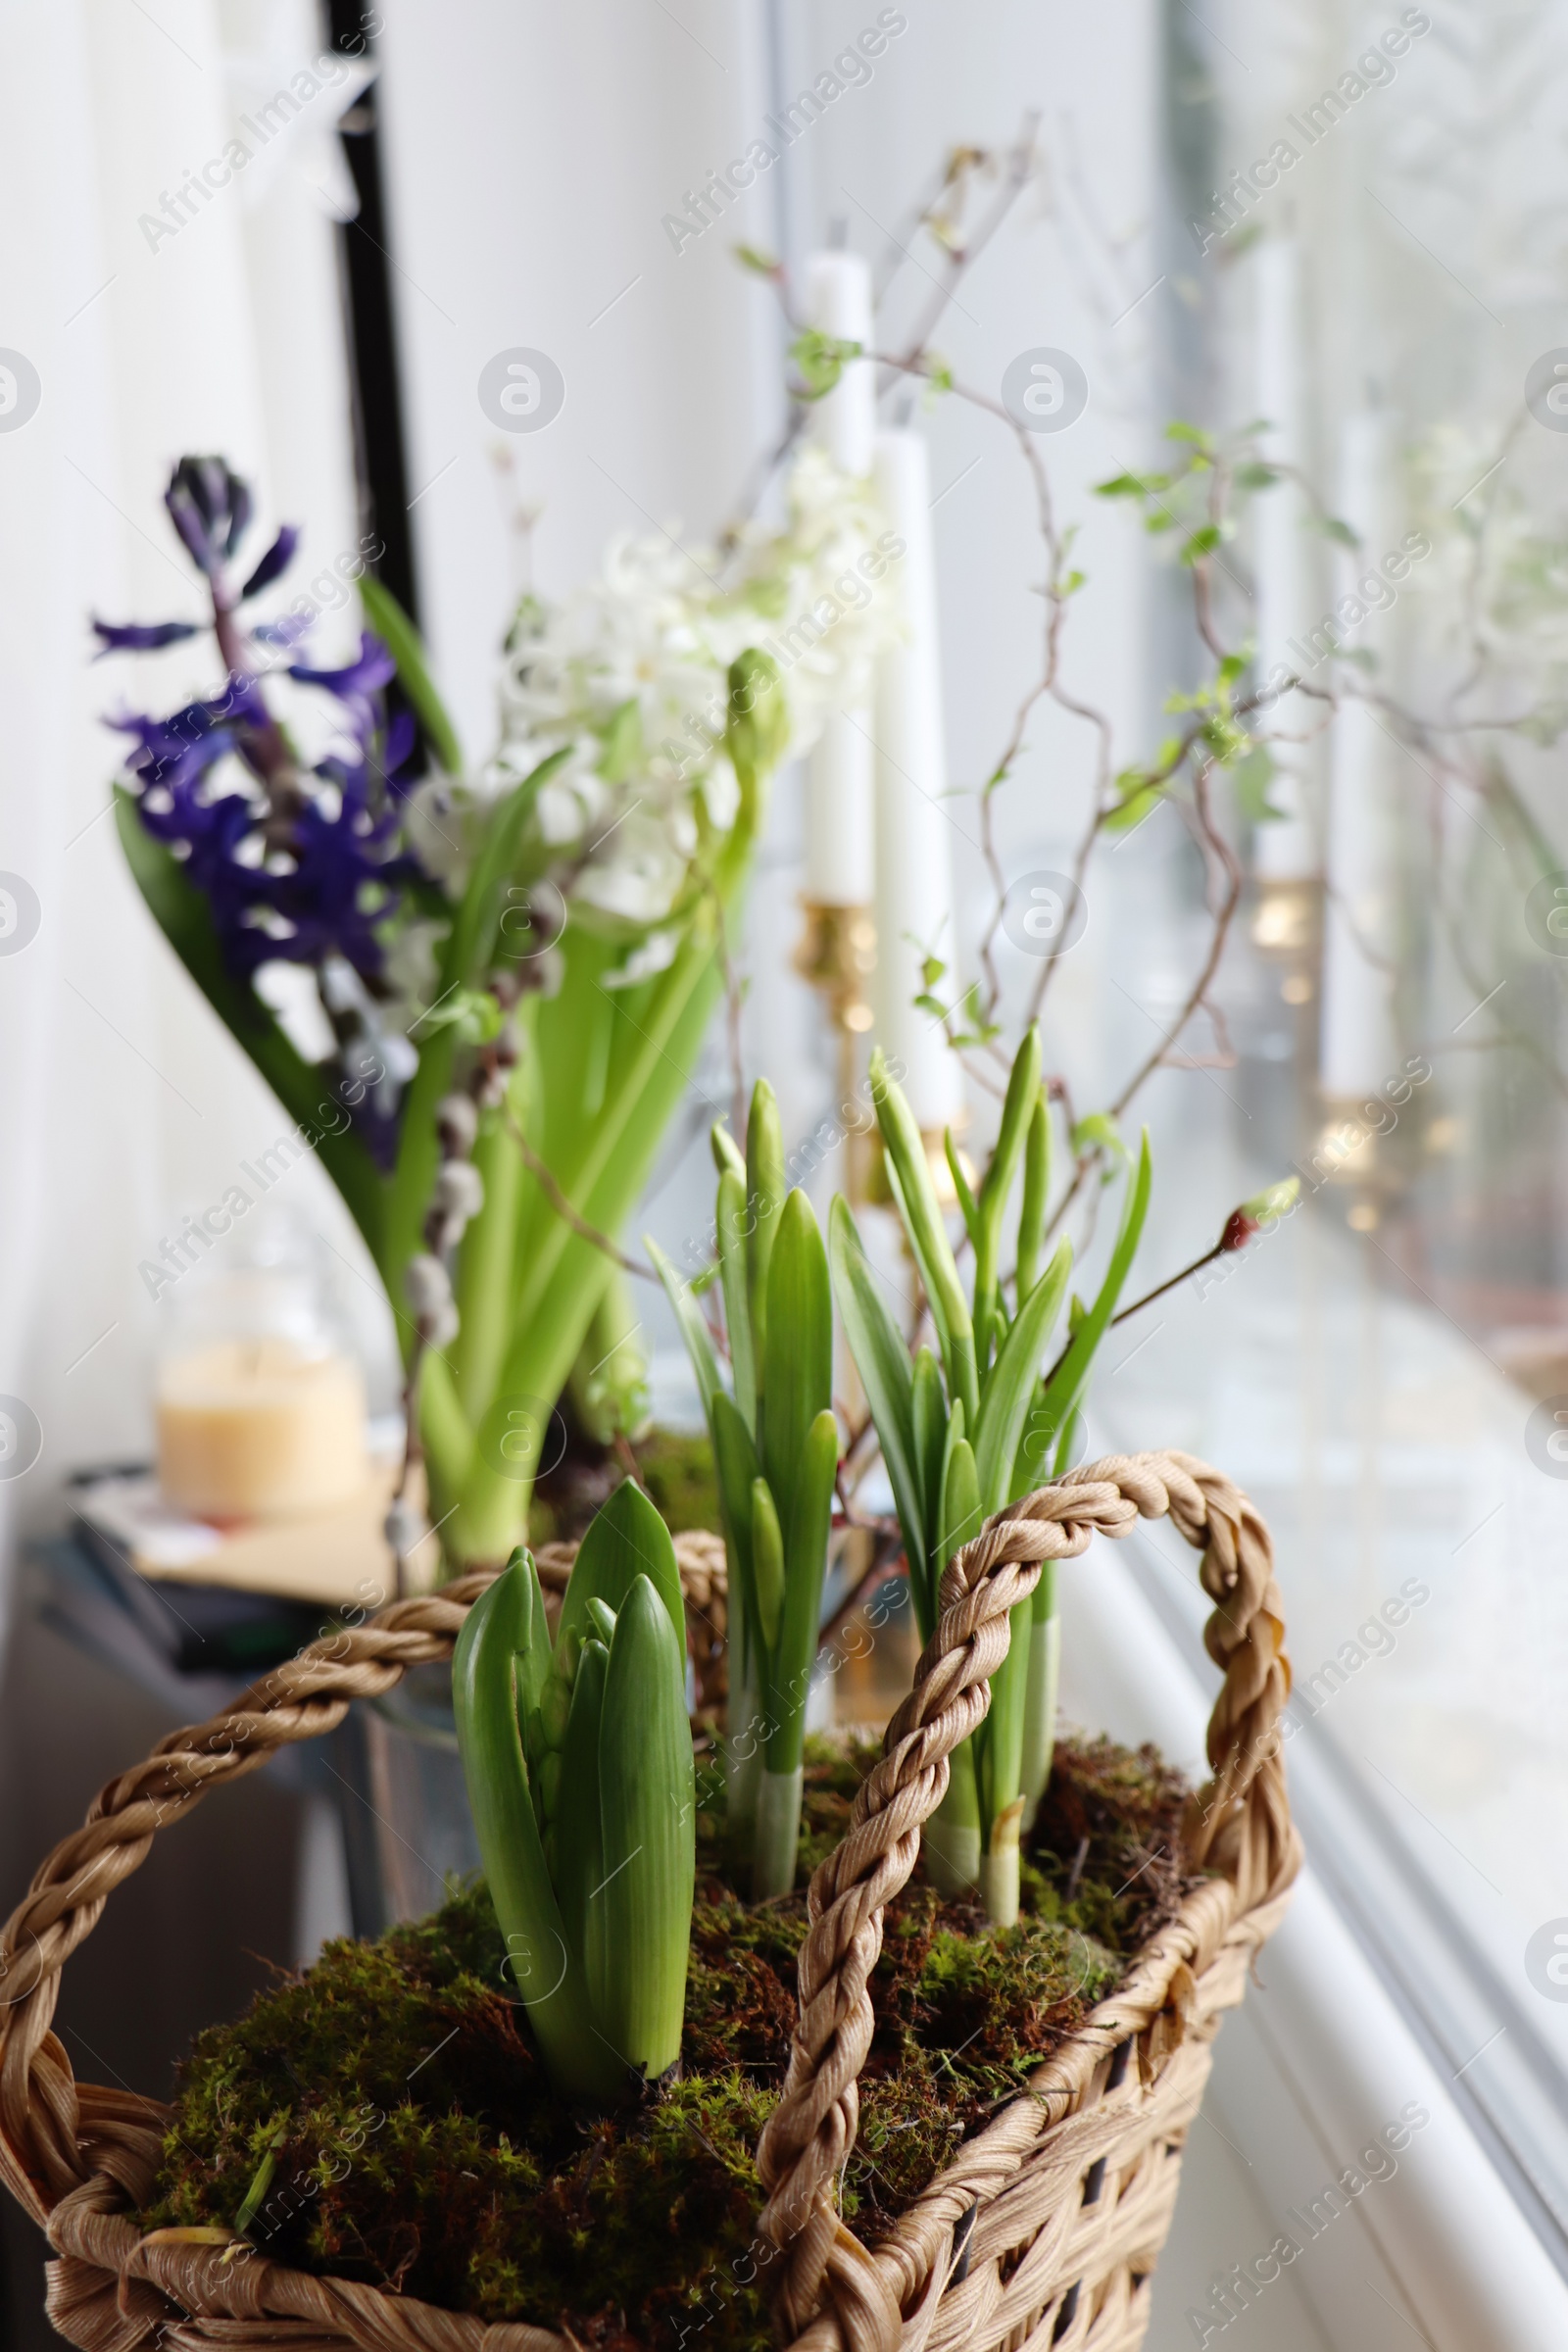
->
[0,1449,1300,2352]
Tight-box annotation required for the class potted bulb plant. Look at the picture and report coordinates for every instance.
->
[100,453,898,1573]
[651,1081,839,1898]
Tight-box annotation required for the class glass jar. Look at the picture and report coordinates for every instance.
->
[155,1211,368,1521]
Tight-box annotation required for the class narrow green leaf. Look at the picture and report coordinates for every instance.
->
[559,1478,684,1656]
[596,1576,696,2080]
[233,2126,285,2236]
[648,1236,723,1431]
[880,1147,950,1365]
[712,1391,762,1660]
[751,1477,785,1654]
[938,1429,982,1584]
[871,1051,978,1426]
[760,1191,832,1538]
[974,1029,1042,1365]
[767,1408,838,1775]
[980,1029,1043,1221]
[746,1081,786,1425]
[976,1592,1031,1855]
[716,1168,756,1436]
[829,1198,924,1590]
[946,1132,980,1246]
[553,1637,608,1990]
[909,1346,949,1638]
[1022,1130,1152,1494]
[1015,1094,1051,1303]
[973,1238,1072,1512]
[710,1121,747,1182]
[584,1597,617,1645]
[359,573,465,778]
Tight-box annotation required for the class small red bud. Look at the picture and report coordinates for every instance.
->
[1220,1208,1257,1252]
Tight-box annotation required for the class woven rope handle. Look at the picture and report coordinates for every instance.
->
[753,1450,1295,2348]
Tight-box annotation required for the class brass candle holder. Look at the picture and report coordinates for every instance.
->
[795,899,877,1201]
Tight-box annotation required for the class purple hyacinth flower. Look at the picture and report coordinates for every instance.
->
[105,454,430,1167]
[288,632,397,703]
[240,524,301,601]
[165,456,254,576]
[91,617,200,657]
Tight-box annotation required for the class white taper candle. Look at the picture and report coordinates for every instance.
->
[1319,408,1397,1097]
[1253,236,1319,883]
[872,427,963,1132]
[804,249,875,904]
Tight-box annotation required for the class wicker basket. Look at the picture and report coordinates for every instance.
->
[0,1449,1299,2352]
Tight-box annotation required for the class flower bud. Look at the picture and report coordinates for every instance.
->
[1239,1176,1300,1224]
[405,1251,453,1317]
[436,1094,478,1157]
[423,1298,460,1350]
[433,1160,485,1222]
[1221,1177,1300,1250]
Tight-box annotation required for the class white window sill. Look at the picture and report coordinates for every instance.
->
[1056,1527,1568,2350]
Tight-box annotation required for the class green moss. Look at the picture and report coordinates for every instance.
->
[633,1428,721,1536]
[144,1729,1196,2350]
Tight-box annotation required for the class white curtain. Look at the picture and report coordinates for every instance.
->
[0,0,376,1625]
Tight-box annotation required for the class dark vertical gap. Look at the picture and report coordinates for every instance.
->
[325,3,419,628]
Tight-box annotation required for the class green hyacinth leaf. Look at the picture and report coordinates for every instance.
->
[909,1346,949,1640]
[712,1390,762,1664]
[973,1028,1043,1365]
[937,1424,982,1583]
[751,1477,786,1656]
[1022,1129,1152,1497]
[829,1197,924,1598]
[596,1575,696,2082]
[973,1237,1072,1512]
[760,1190,832,1536]
[560,1478,685,1658]
[717,1166,757,1436]
[452,1556,616,2101]
[553,1636,609,1993]
[746,1081,786,1428]
[1015,1092,1052,1305]
[767,1407,839,1776]
[870,1051,978,1427]
[711,1119,747,1182]
[359,573,464,778]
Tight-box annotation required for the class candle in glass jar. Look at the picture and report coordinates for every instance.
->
[157,1339,368,1520]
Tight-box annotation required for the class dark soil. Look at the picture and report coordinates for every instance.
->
[144,1731,1197,2352]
